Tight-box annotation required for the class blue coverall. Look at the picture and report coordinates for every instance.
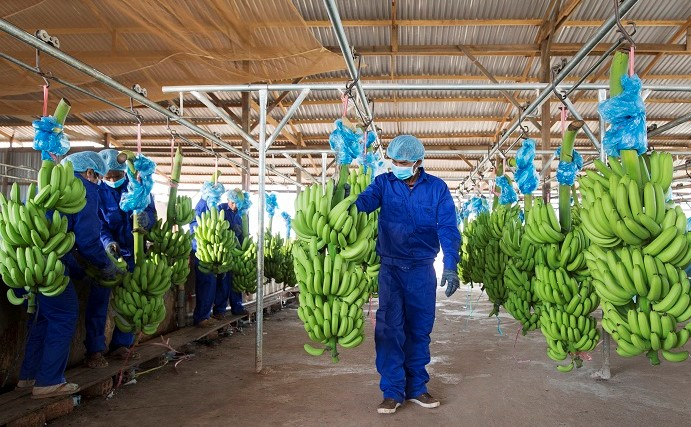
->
[355,168,461,403]
[19,174,115,386]
[84,178,156,354]
[213,203,245,315]
[191,198,241,324]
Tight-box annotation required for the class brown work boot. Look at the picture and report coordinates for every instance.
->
[407,393,440,408]
[377,398,402,414]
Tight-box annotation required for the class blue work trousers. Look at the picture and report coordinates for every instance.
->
[19,282,79,387]
[193,255,224,324]
[84,284,135,354]
[375,261,437,402]
[214,272,245,315]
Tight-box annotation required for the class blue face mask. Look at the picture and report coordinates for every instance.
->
[391,164,415,180]
[104,177,126,188]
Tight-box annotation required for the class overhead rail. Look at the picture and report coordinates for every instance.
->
[0,19,303,188]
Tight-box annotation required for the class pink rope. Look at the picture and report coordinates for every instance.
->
[341,93,348,117]
[42,85,49,117]
[629,45,635,76]
[136,122,142,154]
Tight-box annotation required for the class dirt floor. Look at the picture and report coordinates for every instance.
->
[52,287,690,427]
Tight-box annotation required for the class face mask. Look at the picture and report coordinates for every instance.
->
[391,164,415,180]
[104,177,126,188]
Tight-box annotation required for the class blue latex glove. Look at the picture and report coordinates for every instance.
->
[440,269,460,298]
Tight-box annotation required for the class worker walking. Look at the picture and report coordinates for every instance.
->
[354,135,461,414]
[82,148,156,367]
[18,151,123,398]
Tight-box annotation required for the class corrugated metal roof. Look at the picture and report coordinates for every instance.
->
[397,0,551,20]
[570,0,691,20]
[399,25,538,45]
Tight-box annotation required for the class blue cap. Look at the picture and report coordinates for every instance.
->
[62,151,108,176]
[99,148,126,172]
[386,135,425,162]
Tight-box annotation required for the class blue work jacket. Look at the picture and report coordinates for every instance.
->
[355,168,461,270]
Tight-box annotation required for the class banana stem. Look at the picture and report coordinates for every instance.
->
[609,50,630,97]
[166,146,184,224]
[621,149,643,188]
[27,293,36,314]
[333,165,349,208]
[133,212,144,264]
[558,121,583,233]
[53,98,71,125]
[524,194,533,215]
[493,159,503,210]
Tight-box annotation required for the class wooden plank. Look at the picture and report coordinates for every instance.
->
[0,291,291,426]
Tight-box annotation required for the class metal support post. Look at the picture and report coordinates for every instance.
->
[265,89,310,152]
[598,89,608,162]
[321,153,328,187]
[255,89,268,374]
[242,93,251,191]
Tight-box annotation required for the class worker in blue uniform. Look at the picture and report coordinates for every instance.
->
[212,190,249,318]
[190,195,231,327]
[80,149,156,368]
[18,151,123,398]
[354,135,461,414]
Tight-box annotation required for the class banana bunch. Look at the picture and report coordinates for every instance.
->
[578,154,672,247]
[294,240,370,361]
[264,231,286,282]
[579,151,691,363]
[122,254,173,298]
[147,219,193,260]
[276,240,297,287]
[112,254,172,335]
[170,257,190,286]
[174,195,194,226]
[523,198,565,245]
[501,217,541,333]
[195,207,239,274]
[481,204,520,315]
[539,302,600,371]
[587,244,691,362]
[601,302,691,363]
[460,211,491,285]
[0,184,77,306]
[231,237,257,293]
[112,287,166,336]
[34,160,87,214]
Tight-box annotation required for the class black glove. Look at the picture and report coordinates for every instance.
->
[135,212,152,230]
[100,262,121,281]
[106,242,120,258]
[440,269,460,298]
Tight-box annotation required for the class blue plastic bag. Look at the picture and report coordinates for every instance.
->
[119,154,156,213]
[32,116,70,161]
[200,181,226,209]
[598,74,647,157]
[282,211,292,238]
[469,196,488,216]
[495,175,518,205]
[514,139,539,195]
[555,147,584,186]
[329,119,365,165]
[265,193,278,218]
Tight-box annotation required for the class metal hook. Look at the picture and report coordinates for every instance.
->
[613,0,636,47]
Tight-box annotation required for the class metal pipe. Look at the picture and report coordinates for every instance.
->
[321,153,327,186]
[255,89,267,374]
[323,0,382,155]
[282,153,319,183]
[0,19,302,187]
[191,91,259,150]
[468,0,641,180]
[648,111,691,137]
[265,88,310,152]
[163,83,691,93]
[176,134,247,171]
[559,97,601,149]
[0,52,138,119]
[598,89,608,161]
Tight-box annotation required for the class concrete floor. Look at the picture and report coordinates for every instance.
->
[54,287,690,427]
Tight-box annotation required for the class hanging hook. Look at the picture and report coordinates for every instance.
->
[613,0,636,47]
